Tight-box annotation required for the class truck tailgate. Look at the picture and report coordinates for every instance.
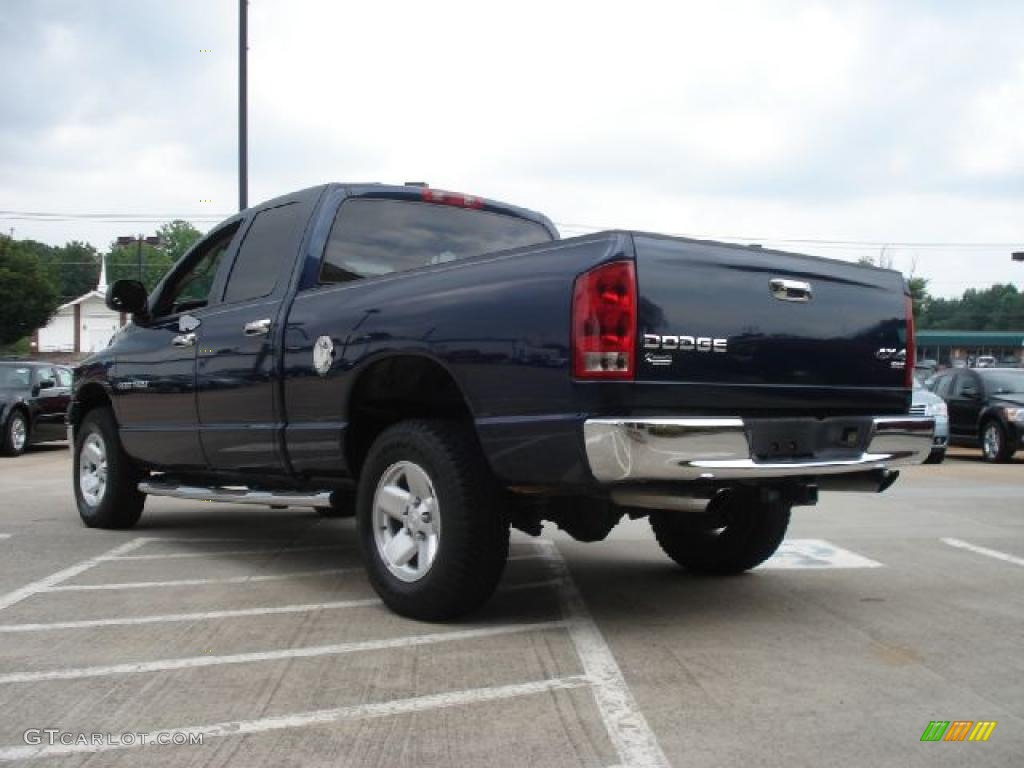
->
[633,234,910,413]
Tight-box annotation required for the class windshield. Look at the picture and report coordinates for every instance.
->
[0,365,32,389]
[980,370,1024,395]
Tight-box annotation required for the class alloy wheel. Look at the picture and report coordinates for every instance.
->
[10,415,26,453]
[983,423,1002,461]
[372,460,441,583]
[78,432,108,506]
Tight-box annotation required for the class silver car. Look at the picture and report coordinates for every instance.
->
[912,375,949,463]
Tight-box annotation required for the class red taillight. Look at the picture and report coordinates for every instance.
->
[572,261,636,380]
[904,293,915,387]
[420,187,484,209]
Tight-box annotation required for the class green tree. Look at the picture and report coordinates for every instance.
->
[106,240,170,292]
[105,220,203,293]
[919,284,1024,331]
[0,235,60,346]
[157,220,203,263]
[35,241,100,299]
[907,276,930,321]
[55,241,101,297]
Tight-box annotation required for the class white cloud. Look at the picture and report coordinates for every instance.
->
[1,0,1022,296]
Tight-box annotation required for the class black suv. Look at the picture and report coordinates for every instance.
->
[929,368,1024,462]
[0,361,72,456]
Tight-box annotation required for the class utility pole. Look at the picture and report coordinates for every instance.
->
[239,0,248,212]
[116,235,161,284]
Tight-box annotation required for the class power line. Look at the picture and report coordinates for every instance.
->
[0,211,225,225]
[1,209,1020,249]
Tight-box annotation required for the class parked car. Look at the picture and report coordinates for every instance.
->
[911,375,948,463]
[68,182,934,619]
[928,368,1024,462]
[975,355,997,369]
[0,361,73,456]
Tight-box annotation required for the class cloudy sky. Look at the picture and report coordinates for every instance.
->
[1,0,1022,296]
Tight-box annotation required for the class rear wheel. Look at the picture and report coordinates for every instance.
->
[74,407,146,529]
[1,409,28,457]
[980,420,1013,463]
[356,419,509,620]
[650,489,791,574]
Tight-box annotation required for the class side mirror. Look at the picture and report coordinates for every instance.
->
[37,379,56,390]
[106,279,148,315]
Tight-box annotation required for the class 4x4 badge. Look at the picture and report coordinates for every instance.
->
[313,335,335,377]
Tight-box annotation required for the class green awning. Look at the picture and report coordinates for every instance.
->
[916,330,1024,346]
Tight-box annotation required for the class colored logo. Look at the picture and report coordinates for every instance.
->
[920,721,996,742]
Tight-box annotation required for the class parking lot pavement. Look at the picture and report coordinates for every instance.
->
[0,444,1021,766]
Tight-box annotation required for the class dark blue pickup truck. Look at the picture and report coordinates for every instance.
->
[69,182,934,619]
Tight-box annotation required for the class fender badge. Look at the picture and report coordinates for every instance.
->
[313,336,335,376]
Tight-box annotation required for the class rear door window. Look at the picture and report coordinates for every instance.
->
[953,373,979,398]
[34,366,56,386]
[319,199,552,283]
[223,202,307,304]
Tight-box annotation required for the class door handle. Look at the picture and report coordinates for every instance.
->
[770,278,813,302]
[243,318,272,336]
[171,332,196,348]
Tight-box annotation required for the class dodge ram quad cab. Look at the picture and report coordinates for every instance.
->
[69,183,934,620]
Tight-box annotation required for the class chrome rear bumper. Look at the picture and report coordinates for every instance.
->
[583,416,935,483]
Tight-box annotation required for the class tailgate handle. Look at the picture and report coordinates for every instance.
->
[770,278,813,302]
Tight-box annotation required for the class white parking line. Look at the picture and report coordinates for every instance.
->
[0,675,592,761]
[0,598,383,633]
[132,537,284,544]
[537,539,670,768]
[941,537,1024,567]
[105,545,348,561]
[47,568,355,592]
[0,620,569,684]
[0,538,148,612]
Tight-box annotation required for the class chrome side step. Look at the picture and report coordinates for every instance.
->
[138,480,334,509]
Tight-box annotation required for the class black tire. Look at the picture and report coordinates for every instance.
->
[356,419,509,621]
[73,407,146,529]
[980,419,1013,463]
[650,489,791,574]
[924,448,946,465]
[1,408,29,457]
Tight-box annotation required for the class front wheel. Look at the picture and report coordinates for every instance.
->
[980,420,1014,463]
[74,407,146,529]
[1,409,28,457]
[356,420,509,620]
[650,489,791,574]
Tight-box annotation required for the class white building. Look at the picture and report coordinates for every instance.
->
[34,257,126,355]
